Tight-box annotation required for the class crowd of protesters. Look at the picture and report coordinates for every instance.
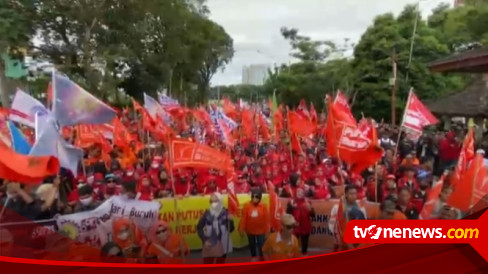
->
[0,102,479,263]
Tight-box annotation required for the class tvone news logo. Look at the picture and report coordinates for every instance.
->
[352,225,479,240]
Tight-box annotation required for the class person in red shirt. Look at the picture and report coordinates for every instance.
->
[349,173,366,200]
[270,168,283,188]
[174,176,191,197]
[286,188,315,255]
[202,177,220,195]
[397,166,420,193]
[251,166,266,191]
[439,131,461,171]
[311,177,330,199]
[215,170,227,192]
[235,174,251,194]
[381,174,398,202]
[136,175,154,201]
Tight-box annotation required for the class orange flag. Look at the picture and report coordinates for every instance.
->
[241,109,254,139]
[452,129,475,187]
[449,153,487,212]
[168,139,232,172]
[223,97,238,120]
[310,102,318,124]
[0,143,60,184]
[420,175,445,219]
[288,110,316,137]
[267,181,283,231]
[113,117,130,148]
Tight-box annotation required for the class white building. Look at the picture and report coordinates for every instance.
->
[242,65,270,86]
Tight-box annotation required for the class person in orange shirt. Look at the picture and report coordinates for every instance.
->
[262,213,300,261]
[146,221,190,264]
[379,199,407,220]
[239,188,269,261]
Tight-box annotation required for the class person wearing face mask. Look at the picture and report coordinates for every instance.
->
[102,174,121,200]
[112,218,147,260]
[121,181,138,200]
[286,188,315,255]
[71,185,100,213]
[262,214,300,261]
[197,193,235,264]
[136,175,155,201]
[239,188,269,261]
[157,170,173,198]
[146,221,189,264]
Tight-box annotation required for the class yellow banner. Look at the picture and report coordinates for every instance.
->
[158,194,269,250]
[158,195,379,251]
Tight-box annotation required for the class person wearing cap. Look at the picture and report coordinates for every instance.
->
[102,173,121,200]
[239,188,269,261]
[286,187,315,255]
[380,174,398,202]
[262,214,300,261]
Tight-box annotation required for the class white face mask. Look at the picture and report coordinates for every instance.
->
[118,231,129,241]
[79,197,93,206]
[211,202,220,210]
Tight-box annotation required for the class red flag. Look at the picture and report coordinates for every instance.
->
[401,89,439,133]
[310,102,318,124]
[290,133,302,154]
[267,181,283,231]
[223,97,238,120]
[297,99,310,120]
[449,153,487,212]
[334,91,356,125]
[288,110,316,137]
[420,176,445,219]
[452,129,475,187]
[241,109,254,139]
[0,143,60,184]
[227,173,240,215]
[168,139,232,172]
[326,97,383,174]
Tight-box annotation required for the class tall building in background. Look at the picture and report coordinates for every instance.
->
[242,65,270,86]
[454,0,465,7]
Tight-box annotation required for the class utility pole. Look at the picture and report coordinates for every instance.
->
[390,48,398,126]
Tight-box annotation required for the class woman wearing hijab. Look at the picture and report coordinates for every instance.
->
[112,218,147,261]
[136,175,155,201]
[286,187,315,255]
[197,192,235,264]
[146,221,189,264]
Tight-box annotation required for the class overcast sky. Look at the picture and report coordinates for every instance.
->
[206,0,450,86]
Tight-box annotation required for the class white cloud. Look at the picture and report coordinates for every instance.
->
[206,0,450,86]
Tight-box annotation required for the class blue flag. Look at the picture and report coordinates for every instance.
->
[8,121,31,155]
[30,118,83,176]
[52,72,116,126]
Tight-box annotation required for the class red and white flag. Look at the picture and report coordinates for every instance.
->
[401,89,439,133]
[10,89,49,128]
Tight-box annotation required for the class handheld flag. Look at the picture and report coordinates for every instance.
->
[7,121,31,155]
[401,89,439,133]
[52,72,116,126]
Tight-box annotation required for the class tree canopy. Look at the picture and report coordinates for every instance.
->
[260,1,488,121]
[0,0,233,106]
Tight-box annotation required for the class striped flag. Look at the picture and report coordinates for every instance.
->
[10,89,49,128]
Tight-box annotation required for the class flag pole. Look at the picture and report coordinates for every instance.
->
[469,153,482,210]
[393,88,413,160]
[166,137,186,263]
[286,106,294,169]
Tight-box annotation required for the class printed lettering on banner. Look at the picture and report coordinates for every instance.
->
[338,125,370,151]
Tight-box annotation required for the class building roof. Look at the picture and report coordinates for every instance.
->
[427,77,488,117]
[428,47,488,73]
